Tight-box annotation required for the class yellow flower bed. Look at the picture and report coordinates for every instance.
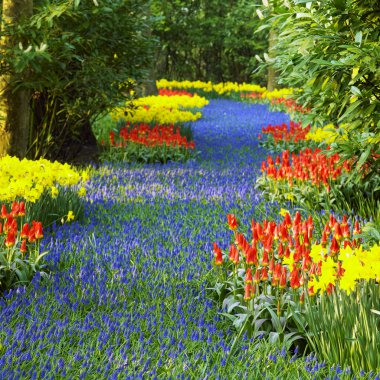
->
[157,79,266,95]
[0,155,89,203]
[135,94,209,109]
[213,82,266,95]
[157,79,265,95]
[156,79,297,100]
[111,94,209,125]
[157,79,214,92]
[262,87,294,100]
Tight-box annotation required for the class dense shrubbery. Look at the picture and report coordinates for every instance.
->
[257,0,380,195]
[1,0,154,160]
[152,0,267,83]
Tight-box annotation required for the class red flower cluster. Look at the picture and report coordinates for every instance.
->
[213,212,361,300]
[261,148,350,188]
[158,89,194,97]
[1,202,43,253]
[241,92,263,100]
[110,123,195,150]
[271,98,310,114]
[260,121,310,143]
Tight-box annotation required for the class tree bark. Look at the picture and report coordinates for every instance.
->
[267,28,278,91]
[0,0,33,158]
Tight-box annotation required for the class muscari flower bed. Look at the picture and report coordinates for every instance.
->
[0,99,378,379]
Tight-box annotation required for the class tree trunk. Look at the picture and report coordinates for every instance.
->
[267,28,278,91]
[0,0,33,158]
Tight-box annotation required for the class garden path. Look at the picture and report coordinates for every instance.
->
[0,100,289,378]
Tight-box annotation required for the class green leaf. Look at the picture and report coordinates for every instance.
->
[355,31,363,45]
[350,86,361,96]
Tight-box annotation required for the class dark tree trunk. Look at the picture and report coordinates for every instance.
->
[0,0,33,158]
[267,28,278,91]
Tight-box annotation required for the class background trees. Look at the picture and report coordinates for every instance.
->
[1,0,379,168]
[0,0,154,161]
[261,0,380,183]
[152,0,267,83]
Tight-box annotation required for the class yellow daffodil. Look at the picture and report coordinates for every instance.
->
[51,186,59,199]
[279,208,290,217]
[309,243,326,263]
[67,211,75,222]
[78,187,86,197]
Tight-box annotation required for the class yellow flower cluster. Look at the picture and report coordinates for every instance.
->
[157,79,297,101]
[306,124,348,144]
[111,94,209,125]
[135,94,209,109]
[262,88,294,100]
[339,244,380,294]
[213,82,266,95]
[157,79,266,95]
[309,243,380,295]
[0,155,88,203]
[157,79,214,92]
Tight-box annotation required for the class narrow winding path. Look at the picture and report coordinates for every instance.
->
[1,100,289,379]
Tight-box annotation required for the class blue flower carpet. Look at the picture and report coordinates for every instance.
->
[0,100,341,379]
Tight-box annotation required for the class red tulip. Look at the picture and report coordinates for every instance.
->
[261,250,269,267]
[20,239,27,253]
[330,237,340,256]
[20,223,29,239]
[334,222,343,242]
[28,227,36,243]
[245,268,253,284]
[213,242,223,266]
[244,283,252,300]
[11,201,20,217]
[254,269,260,283]
[19,202,25,217]
[5,230,15,247]
[261,267,269,281]
[279,267,287,289]
[1,205,8,219]
[229,244,239,264]
[246,246,258,266]
[34,222,43,240]
[353,220,361,235]
[290,266,300,289]
[227,214,238,230]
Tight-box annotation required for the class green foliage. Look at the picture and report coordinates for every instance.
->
[257,171,379,223]
[1,0,155,160]
[25,185,86,228]
[299,281,380,373]
[101,142,196,165]
[258,134,316,154]
[211,270,305,348]
[258,0,380,187]
[152,0,267,83]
